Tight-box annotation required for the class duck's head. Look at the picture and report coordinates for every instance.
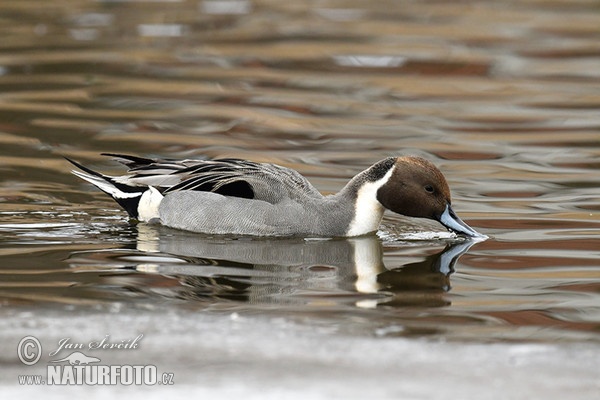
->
[375,156,486,238]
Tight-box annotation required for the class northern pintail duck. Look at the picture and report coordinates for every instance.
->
[67,154,485,238]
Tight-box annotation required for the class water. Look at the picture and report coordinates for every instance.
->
[0,0,599,397]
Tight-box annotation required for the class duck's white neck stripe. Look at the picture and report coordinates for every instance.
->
[346,166,395,236]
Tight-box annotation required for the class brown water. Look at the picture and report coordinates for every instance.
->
[1,0,599,396]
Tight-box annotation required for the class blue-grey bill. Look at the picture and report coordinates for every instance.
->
[439,204,487,239]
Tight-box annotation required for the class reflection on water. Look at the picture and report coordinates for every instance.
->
[0,0,599,344]
[1,218,482,338]
[100,225,477,308]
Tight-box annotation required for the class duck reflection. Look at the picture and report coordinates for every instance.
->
[373,241,477,308]
[127,224,479,307]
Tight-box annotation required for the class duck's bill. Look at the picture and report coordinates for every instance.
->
[439,204,487,239]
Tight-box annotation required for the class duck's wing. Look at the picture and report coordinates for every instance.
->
[103,153,323,204]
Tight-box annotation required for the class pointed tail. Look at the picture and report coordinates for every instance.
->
[65,157,147,219]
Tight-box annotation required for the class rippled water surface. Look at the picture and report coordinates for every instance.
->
[1,0,599,397]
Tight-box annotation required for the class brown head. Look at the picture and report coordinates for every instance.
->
[376,156,484,238]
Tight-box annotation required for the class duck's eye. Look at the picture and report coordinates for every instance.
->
[424,184,435,193]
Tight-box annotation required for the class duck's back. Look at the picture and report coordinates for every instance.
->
[114,155,323,205]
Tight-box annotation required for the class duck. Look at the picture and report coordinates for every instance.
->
[66,153,486,238]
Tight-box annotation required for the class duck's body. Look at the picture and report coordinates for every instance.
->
[68,154,485,238]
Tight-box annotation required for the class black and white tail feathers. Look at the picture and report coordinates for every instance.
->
[66,157,150,219]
